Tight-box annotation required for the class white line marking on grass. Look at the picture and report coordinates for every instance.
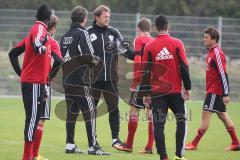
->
[0,140,56,148]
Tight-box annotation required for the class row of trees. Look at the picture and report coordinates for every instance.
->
[1,0,240,18]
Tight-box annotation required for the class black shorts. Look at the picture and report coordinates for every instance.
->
[22,83,46,141]
[129,85,145,109]
[203,93,226,113]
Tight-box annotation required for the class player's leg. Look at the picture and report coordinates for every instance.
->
[102,81,124,149]
[168,94,187,159]
[78,86,110,155]
[185,94,214,150]
[141,107,154,154]
[151,95,169,160]
[33,83,51,159]
[65,95,82,154]
[21,83,43,160]
[124,105,140,151]
[217,112,240,150]
[215,95,240,151]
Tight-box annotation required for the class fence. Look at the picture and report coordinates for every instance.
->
[0,9,239,101]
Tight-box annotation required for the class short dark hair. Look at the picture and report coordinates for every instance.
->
[47,15,59,31]
[71,6,88,23]
[155,15,168,31]
[36,4,52,21]
[94,5,110,17]
[204,27,220,42]
[138,17,151,32]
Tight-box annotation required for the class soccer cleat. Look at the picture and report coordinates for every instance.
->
[185,142,197,150]
[173,156,188,160]
[138,148,153,154]
[65,145,85,154]
[163,157,169,160]
[116,143,133,152]
[88,145,111,155]
[112,138,125,151]
[33,154,48,160]
[224,143,240,151]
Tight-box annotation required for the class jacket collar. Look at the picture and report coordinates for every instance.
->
[71,23,85,30]
[35,21,48,28]
[92,21,108,31]
[208,43,218,51]
[156,33,169,37]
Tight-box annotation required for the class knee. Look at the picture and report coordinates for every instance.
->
[129,107,139,116]
[217,113,225,120]
[109,107,119,115]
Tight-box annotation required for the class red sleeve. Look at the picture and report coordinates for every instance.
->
[139,44,152,95]
[134,37,142,52]
[177,40,188,65]
[213,48,229,96]
[15,37,26,48]
[32,24,48,54]
[177,40,191,90]
[50,38,62,59]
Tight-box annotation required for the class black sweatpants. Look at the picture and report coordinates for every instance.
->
[92,81,120,139]
[21,83,46,142]
[65,85,97,147]
[151,93,187,160]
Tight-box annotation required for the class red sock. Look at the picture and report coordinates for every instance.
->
[227,126,239,145]
[22,141,33,160]
[145,118,154,150]
[126,114,138,149]
[192,128,206,146]
[33,123,44,157]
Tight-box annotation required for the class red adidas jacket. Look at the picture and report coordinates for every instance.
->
[206,44,229,96]
[141,34,191,95]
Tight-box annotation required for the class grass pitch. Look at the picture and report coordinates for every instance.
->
[0,98,240,160]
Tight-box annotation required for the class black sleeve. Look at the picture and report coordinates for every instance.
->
[8,45,25,77]
[176,47,191,90]
[139,51,152,96]
[123,47,134,60]
[48,51,63,80]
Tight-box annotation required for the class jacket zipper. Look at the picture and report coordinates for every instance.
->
[101,34,107,81]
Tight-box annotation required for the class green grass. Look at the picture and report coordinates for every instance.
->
[0,98,240,160]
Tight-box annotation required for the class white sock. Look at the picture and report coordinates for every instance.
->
[88,146,94,151]
[112,139,117,144]
[66,143,75,150]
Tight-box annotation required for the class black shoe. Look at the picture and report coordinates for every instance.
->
[88,145,111,155]
[65,145,85,154]
[112,138,124,150]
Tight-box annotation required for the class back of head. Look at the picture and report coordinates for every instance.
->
[155,15,168,32]
[36,4,52,21]
[48,15,59,31]
[93,5,110,17]
[138,17,151,32]
[204,27,220,43]
[71,6,88,23]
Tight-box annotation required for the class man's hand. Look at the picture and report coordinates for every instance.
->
[223,96,230,105]
[92,55,100,65]
[39,46,47,54]
[143,95,151,108]
[182,90,191,101]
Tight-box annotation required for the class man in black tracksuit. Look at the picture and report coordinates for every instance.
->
[87,5,134,150]
[60,6,110,155]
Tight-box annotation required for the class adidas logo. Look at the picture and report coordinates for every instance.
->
[63,50,71,62]
[156,47,173,60]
